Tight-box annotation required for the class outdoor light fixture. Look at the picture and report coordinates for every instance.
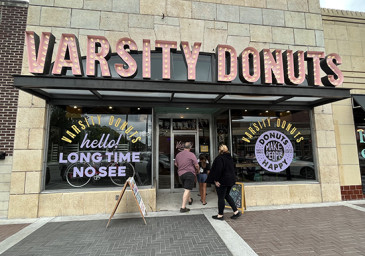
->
[109,106,113,109]
[0,152,5,160]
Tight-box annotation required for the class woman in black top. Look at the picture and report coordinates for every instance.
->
[197,155,210,205]
[206,144,241,220]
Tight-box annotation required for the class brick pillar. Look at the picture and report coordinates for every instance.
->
[0,0,28,218]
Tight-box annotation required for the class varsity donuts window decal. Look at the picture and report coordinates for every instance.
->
[255,130,293,173]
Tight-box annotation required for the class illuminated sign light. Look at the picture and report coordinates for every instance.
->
[25,31,344,87]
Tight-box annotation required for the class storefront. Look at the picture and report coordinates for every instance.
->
[5,1,365,219]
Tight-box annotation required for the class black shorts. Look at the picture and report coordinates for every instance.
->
[180,172,195,190]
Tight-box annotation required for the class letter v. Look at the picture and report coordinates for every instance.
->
[25,31,55,74]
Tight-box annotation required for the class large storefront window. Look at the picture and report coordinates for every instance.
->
[353,105,365,193]
[45,106,152,190]
[231,109,315,182]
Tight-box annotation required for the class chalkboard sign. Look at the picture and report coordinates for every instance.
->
[225,182,245,213]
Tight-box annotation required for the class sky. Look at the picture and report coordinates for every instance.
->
[320,0,365,12]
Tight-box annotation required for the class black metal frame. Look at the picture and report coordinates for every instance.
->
[14,75,351,110]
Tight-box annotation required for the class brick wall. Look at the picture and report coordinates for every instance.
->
[0,0,28,157]
[341,185,365,201]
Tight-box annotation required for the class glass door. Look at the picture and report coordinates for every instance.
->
[157,115,213,191]
[172,132,198,190]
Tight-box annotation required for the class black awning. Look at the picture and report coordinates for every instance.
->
[353,95,365,112]
[13,75,351,110]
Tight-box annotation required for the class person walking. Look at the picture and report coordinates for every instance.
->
[197,155,210,205]
[175,142,199,213]
[206,144,241,220]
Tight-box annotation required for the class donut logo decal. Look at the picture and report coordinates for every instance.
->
[255,130,294,173]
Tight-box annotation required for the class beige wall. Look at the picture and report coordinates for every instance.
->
[0,157,12,218]
[10,0,357,218]
[322,8,365,187]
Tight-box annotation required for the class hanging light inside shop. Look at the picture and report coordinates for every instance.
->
[109,106,113,109]
[73,105,77,109]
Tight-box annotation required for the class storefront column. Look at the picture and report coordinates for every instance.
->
[8,91,47,218]
[313,104,341,202]
[332,98,362,199]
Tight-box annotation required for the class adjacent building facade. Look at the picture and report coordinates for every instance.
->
[0,0,364,219]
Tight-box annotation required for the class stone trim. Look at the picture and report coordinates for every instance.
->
[321,8,365,25]
[341,185,365,201]
[321,8,365,18]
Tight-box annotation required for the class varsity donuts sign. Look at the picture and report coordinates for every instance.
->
[24,31,344,87]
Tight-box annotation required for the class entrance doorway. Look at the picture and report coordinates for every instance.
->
[157,116,212,191]
[173,132,198,190]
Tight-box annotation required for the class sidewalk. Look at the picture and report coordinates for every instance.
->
[0,200,364,256]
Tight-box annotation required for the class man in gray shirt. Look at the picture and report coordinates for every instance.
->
[175,142,199,212]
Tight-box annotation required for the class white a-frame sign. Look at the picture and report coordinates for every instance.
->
[106,177,147,227]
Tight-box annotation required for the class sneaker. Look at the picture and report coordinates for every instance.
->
[230,212,242,219]
[188,198,193,205]
[180,207,190,213]
[212,215,224,220]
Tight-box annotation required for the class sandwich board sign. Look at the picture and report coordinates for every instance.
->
[106,177,147,227]
[225,182,246,213]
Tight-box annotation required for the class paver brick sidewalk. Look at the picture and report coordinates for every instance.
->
[226,206,365,256]
[0,224,29,243]
[1,214,232,256]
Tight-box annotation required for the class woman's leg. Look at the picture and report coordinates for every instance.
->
[224,186,238,212]
[216,186,227,216]
[199,182,203,199]
[202,183,207,204]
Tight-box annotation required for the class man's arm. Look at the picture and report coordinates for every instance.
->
[194,163,199,173]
